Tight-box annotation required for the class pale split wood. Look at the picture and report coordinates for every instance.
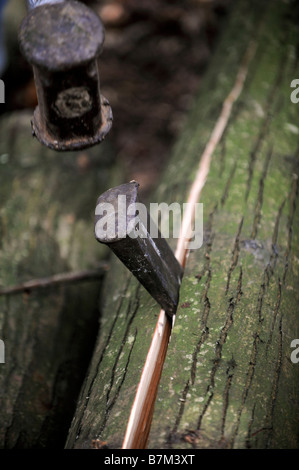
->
[122,39,257,449]
[122,309,171,449]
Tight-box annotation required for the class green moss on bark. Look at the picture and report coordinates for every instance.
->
[66,0,299,449]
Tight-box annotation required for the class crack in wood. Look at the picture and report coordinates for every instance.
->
[106,296,139,409]
[245,403,256,448]
[195,204,217,286]
[245,51,286,202]
[170,379,190,438]
[271,198,286,256]
[283,173,298,282]
[190,206,218,387]
[68,275,132,441]
[220,161,238,207]
[220,361,235,441]
[106,328,138,416]
[169,247,214,439]
[191,325,210,388]
[191,273,212,387]
[196,391,214,431]
[266,278,282,354]
[229,270,267,448]
[218,137,227,178]
[191,267,243,437]
[188,205,217,389]
[230,171,297,446]
[166,259,243,445]
[264,316,283,448]
[244,316,283,448]
[225,217,244,295]
[98,287,141,436]
[209,267,242,392]
[245,117,271,203]
[0,266,109,296]
[170,271,212,437]
[250,146,272,240]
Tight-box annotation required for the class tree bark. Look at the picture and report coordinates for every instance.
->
[0,110,118,448]
[66,0,299,449]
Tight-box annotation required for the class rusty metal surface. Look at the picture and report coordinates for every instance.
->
[31,93,112,151]
[19,0,112,150]
[95,182,183,316]
[20,1,105,71]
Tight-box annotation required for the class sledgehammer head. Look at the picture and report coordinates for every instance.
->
[95,181,183,316]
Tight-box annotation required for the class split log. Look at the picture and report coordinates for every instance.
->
[66,0,299,450]
[0,110,118,448]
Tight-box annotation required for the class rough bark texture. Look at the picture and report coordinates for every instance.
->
[66,0,299,449]
[0,110,118,448]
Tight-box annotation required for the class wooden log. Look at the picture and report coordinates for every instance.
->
[0,110,118,448]
[66,0,299,449]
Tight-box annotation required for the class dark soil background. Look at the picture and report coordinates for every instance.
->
[1,0,232,195]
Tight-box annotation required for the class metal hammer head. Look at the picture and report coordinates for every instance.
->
[95,182,183,316]
[19,0,112,151]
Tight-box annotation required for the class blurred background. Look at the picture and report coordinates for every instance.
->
[0,0,231,196]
